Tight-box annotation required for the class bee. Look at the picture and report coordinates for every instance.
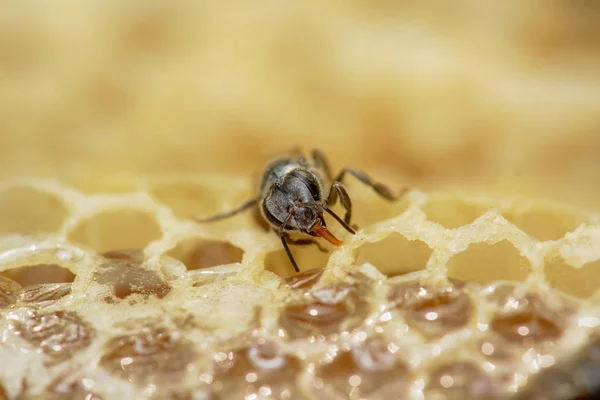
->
[194,149,405,273]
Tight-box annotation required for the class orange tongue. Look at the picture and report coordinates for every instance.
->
[311,224,343,246]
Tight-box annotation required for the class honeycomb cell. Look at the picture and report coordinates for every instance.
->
[211,341,302,399]
[491,311,562,345]
[314,336,410,399]
[388,280,473,338]
[0,186,69,234]
[284,267,324,290]
[427,361,500,399]
[151,181,251,225]
[11,309,95,363]
[354,233,432,277]
[488,292,566,346]
[99,325,197,385]
[545,257,600,299]
[504,207,585,242]
[18,283,72,305]
[422,196,489,229]
[0,383,6,400]
[93,249,171,302]
[45,375,103,400]
[0,275,21,308]
[265,245,330,278]
[167,238,243,271]
[447,240,532,284]
[67,209,162,253]
[0,264,75,287]
[279,282,371,340]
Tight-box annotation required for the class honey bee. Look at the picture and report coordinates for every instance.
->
[194,149,405,273]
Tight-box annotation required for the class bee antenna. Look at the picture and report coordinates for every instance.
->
[323,206,356,235]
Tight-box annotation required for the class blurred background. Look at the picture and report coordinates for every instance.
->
[1,1,599,207]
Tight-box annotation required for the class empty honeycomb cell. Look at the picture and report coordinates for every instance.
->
[92,249,171,303]
[0,186,69,234]
[313,336,410,399]
[167,238,243,271]
[0,264,75,287]
[388,280,473,338]
[279,282,372,340]
[427,361,501,399]
[99,324,198,386]
[10,310,95,364]
[503,207,586,242]
[211,341,302,399]
[422,196,490,229]
[0,275,21,308]
[446,240,532,284]
[544,257,600,299]
[265,242,331,278]
[354,233,432,277]
[151,181,253,226]
[67,209,162,253]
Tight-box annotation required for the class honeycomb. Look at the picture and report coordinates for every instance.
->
[0,175,599,400]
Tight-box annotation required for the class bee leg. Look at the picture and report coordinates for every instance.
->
[280,235,300,273]
[282,233,328,253]
[193,199,258,223]
[326,181,354,225]
[311,149,333,181]
[333,168,407,201]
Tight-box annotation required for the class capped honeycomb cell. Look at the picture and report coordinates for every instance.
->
[427,361,501,399]
[0,186,69,234]
[0,275,21,309]
[487,290,570,346]
[388,279,474,338]
[354,233,432,277]
[9,309,95,364]
[447,240,532,284]
[99,323,197,386]
[279,280,372,340]
[67,210,162,253]
[313,336,410,399]
[211,341,302,399]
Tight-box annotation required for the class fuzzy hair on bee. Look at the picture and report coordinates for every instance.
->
[193,149,406,273]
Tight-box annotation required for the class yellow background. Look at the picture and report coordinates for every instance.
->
[1,2,599,207]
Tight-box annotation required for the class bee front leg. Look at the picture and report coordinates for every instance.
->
[280,235,300,273]
[282,232,328,253]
